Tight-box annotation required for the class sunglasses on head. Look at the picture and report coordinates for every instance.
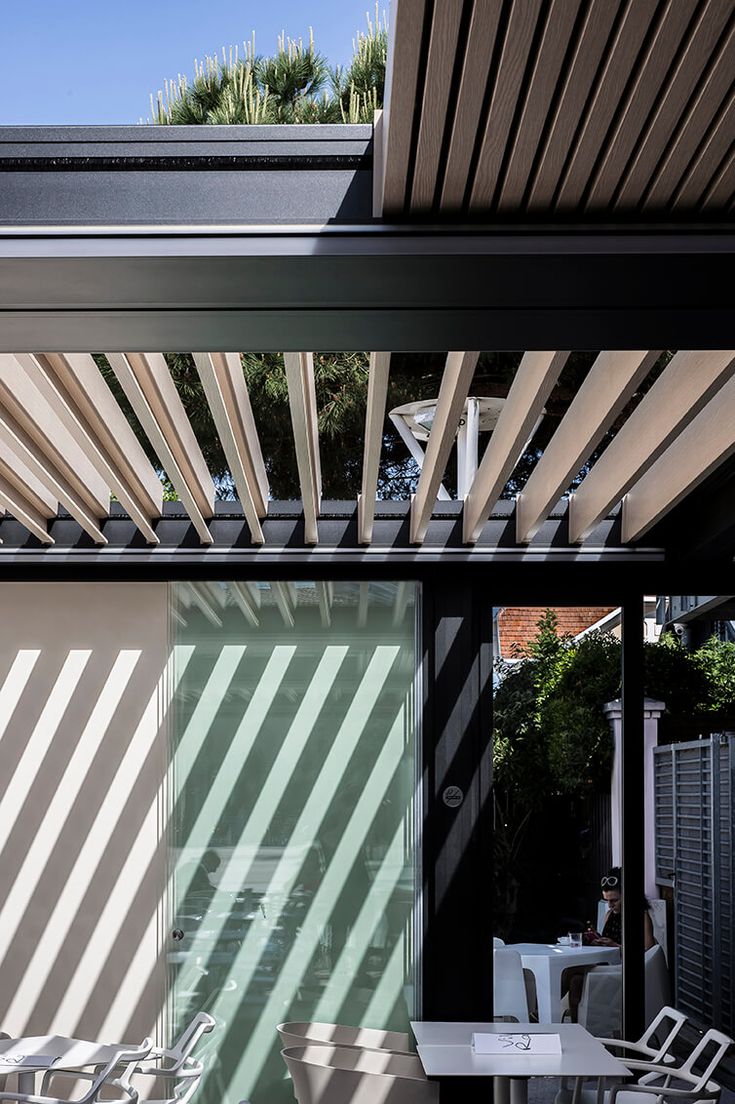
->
[601,875,620,888]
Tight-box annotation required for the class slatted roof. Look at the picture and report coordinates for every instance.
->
[377,0,735,219]
[0,349,733,554]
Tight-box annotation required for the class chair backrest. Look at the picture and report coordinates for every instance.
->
[277,1022,409,1053]
[643,945,670,1028]
[85,1039,153,1104]
[493,947,529,1021]
[141,1012,216,1074]
[493,937,505,948]
[281,1045,438,1104]
[677,1028,733,1086]
[636,1005,688,1061]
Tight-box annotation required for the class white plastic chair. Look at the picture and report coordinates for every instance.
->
[556,1025,732,1104]
[0,1040,152,1104]
[281,1044,438,1104]
[493,937,506,948]
[277,1022,409,1053]
[494,946,530,1021]
[578,946,670,1038]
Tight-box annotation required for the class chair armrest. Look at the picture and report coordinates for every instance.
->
[608,1084,719,1104]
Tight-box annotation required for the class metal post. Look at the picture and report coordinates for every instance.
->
[621,596,645,1040]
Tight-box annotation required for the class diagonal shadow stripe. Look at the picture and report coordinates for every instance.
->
[231,701,406,1098]
[178,646,350,985]
[49,644,244,1033]
[11,646,194,1032]
[0,650,40,746]
[0,649,141,1025]
[363,931,406,1025]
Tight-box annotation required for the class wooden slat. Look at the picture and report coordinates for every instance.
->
[0,354,110,517]
[526,0,624,208]
[698,141,735,208]
[569,350,735,542]
[357,582,370,628]
[106,352,214,545]
[381,0,428,215]
[272,582,296,629]
[193,352,266,545]
[615,0,735,209]
[584,1,698,209]
[410,351,479,544]
[358,352,391,545]
[230,581,260,627]
[470,0,545,209]
[410,0,465,210]
[640,20,735,208]
[669,89,735,208]
[0,468,54,544]
[440,1,505,209]
[316,581,333,628]
[555,0,662,209]
[623,370,735,542]
[516,351,660,543]
[17,353,160,544]
[496,0,583,210]
[39,353,163,516]
[283,352,321,545]
[0,437,57,519]
[187,582,223,628]
[0,411,107,543]
[392,581,410,626]
[463,351,569,544]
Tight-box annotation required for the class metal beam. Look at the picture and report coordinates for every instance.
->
[516,350,659,542]
[106,352,214,545]
[283,352,321,545]
[2,232,734,353]
[569,349,735,542]
[358,352,391,545]
[411,351,479,544]
[623,370,735,542]
[463,351,569,543]
[193,351,267,545]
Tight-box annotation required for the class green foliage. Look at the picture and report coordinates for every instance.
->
[148,9,387,127]
[644,630,711,714]
[693,635,735,710]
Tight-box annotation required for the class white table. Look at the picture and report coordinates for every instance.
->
[411,1021,630,1104]
[509,942,622,1023]
[0,1035,135,1094]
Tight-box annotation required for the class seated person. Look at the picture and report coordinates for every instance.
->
[564,866,655,1020]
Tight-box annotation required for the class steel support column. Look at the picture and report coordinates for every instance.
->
[621,596,646,1040]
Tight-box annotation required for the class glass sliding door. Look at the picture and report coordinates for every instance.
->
[167,581,419,1104]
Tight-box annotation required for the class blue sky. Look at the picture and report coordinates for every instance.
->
[2,1,378,125]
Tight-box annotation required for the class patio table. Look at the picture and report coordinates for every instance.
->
[411,1021,630,1104]
[0,1035,136,1095]
[508,942,621,1023]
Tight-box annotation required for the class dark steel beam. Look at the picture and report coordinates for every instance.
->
[621,597,646,1041]
[1,230,732,351]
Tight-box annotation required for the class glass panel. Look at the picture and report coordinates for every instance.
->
[168,581,419,1104]
[491,605,624,1029]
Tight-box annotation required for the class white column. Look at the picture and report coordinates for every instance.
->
[604,697,665,898]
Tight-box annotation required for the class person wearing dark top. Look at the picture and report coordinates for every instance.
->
[566,867,655,1020]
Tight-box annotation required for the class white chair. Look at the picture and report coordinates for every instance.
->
[494,946,530,1021]
[277,1022,409,1053]
[281,1044,438,1104]
[577,945,670,1038]
[493,937,506,948]
[1,1040,152,1104]
[556,1006,689,1104]
[556,1025,733,1104]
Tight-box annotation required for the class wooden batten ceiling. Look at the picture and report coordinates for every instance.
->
[379,0,735,218]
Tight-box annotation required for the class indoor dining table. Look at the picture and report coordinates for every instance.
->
[508,941,622,1023]
[411,1021,630,1104]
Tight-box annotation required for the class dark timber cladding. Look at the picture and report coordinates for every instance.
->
[379,0,735,218]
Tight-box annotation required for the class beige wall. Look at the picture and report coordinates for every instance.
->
[0,582,169,1044]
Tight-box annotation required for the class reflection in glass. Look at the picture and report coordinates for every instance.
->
[168,581,419,1104]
